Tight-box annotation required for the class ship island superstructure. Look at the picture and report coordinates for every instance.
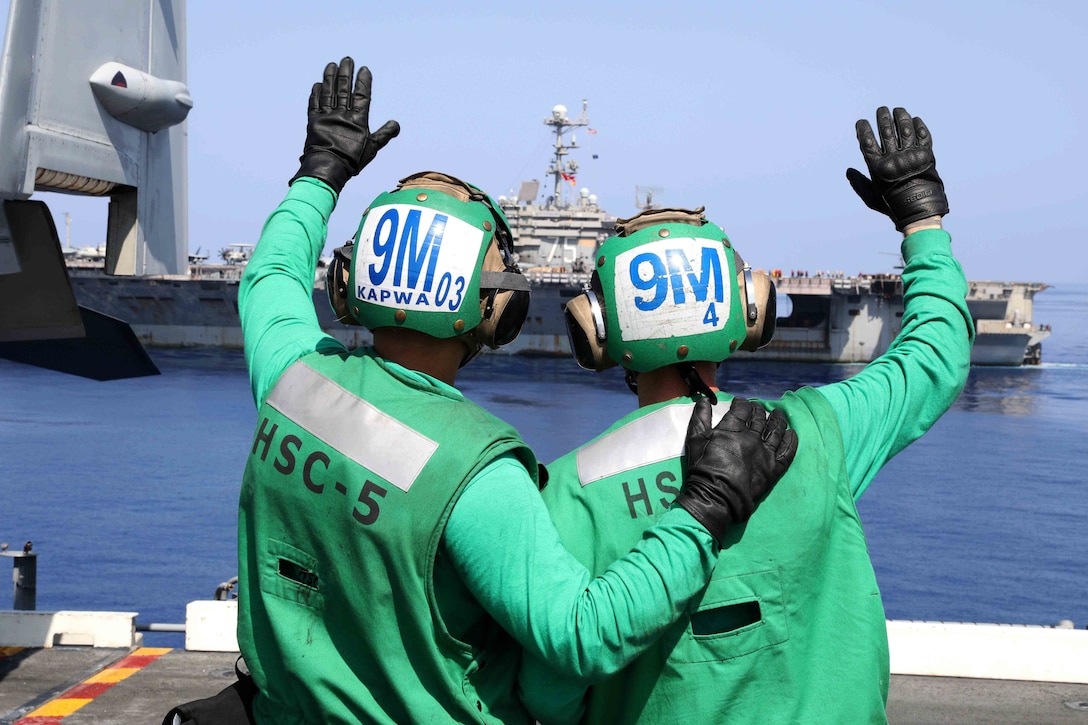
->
[496,101,618,354]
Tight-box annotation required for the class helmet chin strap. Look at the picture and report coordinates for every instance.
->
[678,362,718,405]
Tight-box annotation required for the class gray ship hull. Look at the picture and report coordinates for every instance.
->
[67,268,1050,367]
[506,273,1051,367]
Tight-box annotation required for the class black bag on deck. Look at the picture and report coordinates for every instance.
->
[161,656,256,725]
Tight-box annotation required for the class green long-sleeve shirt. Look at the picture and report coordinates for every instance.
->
[822,229,974,496]
[238,178,723,720]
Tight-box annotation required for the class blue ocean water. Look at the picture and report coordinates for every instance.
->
[1,285,1085,648]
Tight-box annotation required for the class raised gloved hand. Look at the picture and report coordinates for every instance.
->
[289,57,401,194]
[677,397,798,546]
[846,106,948,232]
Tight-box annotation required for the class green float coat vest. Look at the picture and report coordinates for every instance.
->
[238,351,537,724]
[542,389,889,724]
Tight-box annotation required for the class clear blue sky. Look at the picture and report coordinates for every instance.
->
[8,1,1088,283]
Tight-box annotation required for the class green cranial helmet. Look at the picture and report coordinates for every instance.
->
[336,172,530,363]
[597,208,747,371]
[564,206,777,385]
[584,207,749,372]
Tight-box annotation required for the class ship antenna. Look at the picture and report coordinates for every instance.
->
[544,100,589,209]
[635,185,664,210]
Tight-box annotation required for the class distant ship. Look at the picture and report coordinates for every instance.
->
[63,102,1051,366]
[488,102,1052,366]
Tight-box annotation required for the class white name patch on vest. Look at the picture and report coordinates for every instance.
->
[576,401,730,485]
[355,203,483,314]
[612,238,730,341]
[268,362,437,492]
[577,404,692,485]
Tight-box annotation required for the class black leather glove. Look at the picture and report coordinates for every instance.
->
[846,106,948,232]
[289,57,401,194]
[677,397,798,546]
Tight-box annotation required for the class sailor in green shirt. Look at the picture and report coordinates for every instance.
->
[521,107,974,723]
[235,57,797,724]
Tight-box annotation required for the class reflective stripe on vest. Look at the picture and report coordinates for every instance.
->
[575,400,731,486]
[575,404,690,486]
[266,362,438,492]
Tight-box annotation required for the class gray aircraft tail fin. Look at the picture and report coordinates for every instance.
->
[0,0,188,378]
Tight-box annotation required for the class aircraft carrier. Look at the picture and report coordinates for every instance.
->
[64,251,1053,367]
[63,102,1048,367]
[63,100,1052,366]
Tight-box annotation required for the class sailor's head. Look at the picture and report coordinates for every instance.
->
[563,206,776,393]
[326,171,530,366]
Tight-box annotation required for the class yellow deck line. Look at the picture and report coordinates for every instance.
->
[19,647,173,721]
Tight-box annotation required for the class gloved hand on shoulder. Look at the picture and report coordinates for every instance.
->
[677,397,798,546]
[289,56,400,194]
[846,106,948,232]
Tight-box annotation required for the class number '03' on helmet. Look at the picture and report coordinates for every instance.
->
[326,172,531,365]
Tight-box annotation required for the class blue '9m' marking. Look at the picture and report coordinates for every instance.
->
[368,209,399,284]
[630,247,724,311]
[629,252,667,310]
[368,208,448,290]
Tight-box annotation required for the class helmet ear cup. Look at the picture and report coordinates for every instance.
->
[475,286,530,348]
[488,286,531,346]
[327,242,362,326]
[563,271,616,371]
[735,251,777,351]
[471,238,531,349]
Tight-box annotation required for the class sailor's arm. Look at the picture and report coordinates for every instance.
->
[821,107,974,496]
[444,399,796,683]
[240,179,341,407]
[818,220,973,495]
[448,458,715,677]
[240,57,399,407]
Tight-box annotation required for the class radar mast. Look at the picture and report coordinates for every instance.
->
[544,100,589,209]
